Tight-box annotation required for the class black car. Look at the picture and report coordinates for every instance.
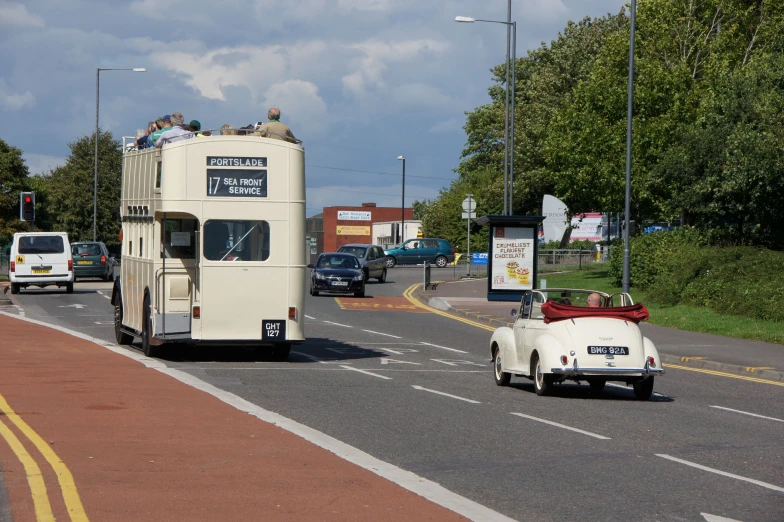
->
[308,253,365,297]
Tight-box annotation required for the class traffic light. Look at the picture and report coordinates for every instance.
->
[20,192,35,222]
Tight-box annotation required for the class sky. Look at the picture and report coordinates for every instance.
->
[0,0,625,218]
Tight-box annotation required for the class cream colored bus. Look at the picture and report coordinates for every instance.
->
[111,132,306,360]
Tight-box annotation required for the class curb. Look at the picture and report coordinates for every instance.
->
[412,284,784,384]
[659,354,784,383]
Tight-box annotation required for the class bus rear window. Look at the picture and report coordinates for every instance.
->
[203,220,270,262]
[19,236,64,254]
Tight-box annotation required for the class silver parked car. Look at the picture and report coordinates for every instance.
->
[336,244,387,283]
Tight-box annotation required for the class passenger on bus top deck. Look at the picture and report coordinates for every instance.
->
[254,107,297,143]
[135,120,158,148]
[155,112,194,148]
[149,116,171,146]
[220,124,236,136]
[190,120,206,137]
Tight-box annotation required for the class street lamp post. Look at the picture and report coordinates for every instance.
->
[622,0,636,293]
[94,67,146,242]
[456,16,516,216]
[397,156,406,244]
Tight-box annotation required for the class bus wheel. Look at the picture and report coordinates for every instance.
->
[141,295,162,358]
[114,297,133,345]
[271,344,290,362]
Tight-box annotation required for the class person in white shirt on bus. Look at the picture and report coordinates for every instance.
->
[156,112,194,147]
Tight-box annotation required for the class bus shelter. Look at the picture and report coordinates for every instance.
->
[475,215,544,302]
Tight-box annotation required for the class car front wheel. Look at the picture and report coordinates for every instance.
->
[435,255,448,268]
[377,268,386,283]
[533,355,554,396]
[493,346,511,386]
[386,257,396,268]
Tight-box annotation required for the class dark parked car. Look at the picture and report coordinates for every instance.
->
[71,241,116,281]
[308,253,365,297]
[384,238,455,268]
[336,244,387,283]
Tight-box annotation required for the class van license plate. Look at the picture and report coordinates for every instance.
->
[32,269,51,274]
[587,346,628,355]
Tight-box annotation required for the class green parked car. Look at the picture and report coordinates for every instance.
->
[71,241,116,282]
[384,238,455,268]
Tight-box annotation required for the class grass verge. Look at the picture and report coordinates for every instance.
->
[539,265,784,345]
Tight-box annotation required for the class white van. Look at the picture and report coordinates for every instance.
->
[8,232,74,294]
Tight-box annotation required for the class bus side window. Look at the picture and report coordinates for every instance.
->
[156,161,162,188]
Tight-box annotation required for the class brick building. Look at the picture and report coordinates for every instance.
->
[323,203,414,252]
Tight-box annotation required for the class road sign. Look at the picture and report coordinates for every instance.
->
[462,196,476,213]
[462,212,476,219]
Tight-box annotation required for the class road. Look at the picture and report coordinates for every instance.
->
[8,267,784,521]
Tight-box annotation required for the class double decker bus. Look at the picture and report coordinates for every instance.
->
[111,131,306,360]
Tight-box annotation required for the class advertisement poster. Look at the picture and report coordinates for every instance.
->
[337,211,371,221]
[569,212,603,241]
[491,226,535,290]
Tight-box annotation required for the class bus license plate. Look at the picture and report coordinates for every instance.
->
[32,269,51,274]
[331,281,348,286]
[77,260,92,265]
[587,346,629,355]
[262,320,286,341]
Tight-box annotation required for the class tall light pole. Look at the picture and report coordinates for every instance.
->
[622,0,636,293]
[95,67,146,241]
[456,16,516,215]
[397,156,406,244]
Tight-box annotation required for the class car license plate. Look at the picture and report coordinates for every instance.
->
[587,346,629,355]
[331,281,348,286]
[77,260,92,265]
[32,269,51,274]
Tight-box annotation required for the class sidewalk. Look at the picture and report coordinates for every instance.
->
[415,277,784,382]
[0,313,475,522]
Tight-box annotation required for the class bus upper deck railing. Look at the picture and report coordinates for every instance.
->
[122,131,303,153]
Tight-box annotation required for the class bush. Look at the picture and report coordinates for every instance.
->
[610,229,784,321]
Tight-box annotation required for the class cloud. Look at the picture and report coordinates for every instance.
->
[342,39,450,96]
[0,80,35,111]
[262,80,328,131]
[307,182,440,212]
[23,153,65,175]
[429,118,463,134]
[0,2,45,28]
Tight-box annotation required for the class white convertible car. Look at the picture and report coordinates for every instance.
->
[490,288,664,400]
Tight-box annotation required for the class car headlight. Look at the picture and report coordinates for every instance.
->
[353,274,364,281]
[315,272,326,280]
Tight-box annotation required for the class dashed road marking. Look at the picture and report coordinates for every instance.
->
[322,321,352,328]
[340,365,391,380]
[657,454,784,493]
[362,329,402,339]
[510,412,611,440]
[411,385,480,404]
[419,342,467,354]
[709,405,784,423]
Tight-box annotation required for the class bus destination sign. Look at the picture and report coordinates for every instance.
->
[207,169,268,197]
[207,156,267,168]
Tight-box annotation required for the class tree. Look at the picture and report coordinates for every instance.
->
[46,130,122,247]
[0,139,31,245]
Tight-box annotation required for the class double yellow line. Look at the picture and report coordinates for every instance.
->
[0,394,88,521]
[403,283,784,387]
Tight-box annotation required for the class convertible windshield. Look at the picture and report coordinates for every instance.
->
[19,236,64,254]
[337,246,367,258]
[317,255,359,269]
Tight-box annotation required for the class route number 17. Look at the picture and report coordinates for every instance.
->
[208,176,222,195]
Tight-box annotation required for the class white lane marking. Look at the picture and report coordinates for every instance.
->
[57,304,86,309]
[381,359,421,366]
[510,412,611,440]
[322,321,352,328]
[657,454,784,493]
[361,329,402,339]
[291,351,328,364]
[432,359,486,367]
[304,314,316,320]
[420,342,467,354]
[339,365,392,380]
[0,310,515,522]
[709,405,784,423]
[411,385,480,404]
[94,321,113,325]
[701,513,743,522]
[377,347,405,355]
[101,295,111,300]
[606,382,667,398]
